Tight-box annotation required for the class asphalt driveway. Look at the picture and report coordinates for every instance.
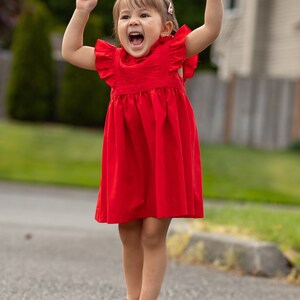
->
[0,182,299,300]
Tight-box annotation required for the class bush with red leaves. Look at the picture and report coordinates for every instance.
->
[0,0,23,37]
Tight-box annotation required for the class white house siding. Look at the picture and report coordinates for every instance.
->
[213,0,300,80]
[253,0,272,75]
[264,0,300,78]
[224,19,245,77]
[213,0,261,80]
[212,0,246,79]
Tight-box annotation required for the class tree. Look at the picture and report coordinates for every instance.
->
[42,0,113,35]
[0,0,23,47]
[42,0,211,69]
[42,0,206,38]
[6,0,55,121]
[57,15,110,127]
[0,0,23,34]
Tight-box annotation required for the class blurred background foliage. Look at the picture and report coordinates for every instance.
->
[5,0,55,121]
[39,0,205,34]
[2,0,212,126]
[41,0,212,69]
[0,0,23,47]
[1,0,212,68]
[57,14,110,127]
[1,0,206,40]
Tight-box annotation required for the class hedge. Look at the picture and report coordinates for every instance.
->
[57,14,110,127]
[6,0,55,121]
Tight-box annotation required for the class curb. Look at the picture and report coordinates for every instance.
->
[167,221,293,278]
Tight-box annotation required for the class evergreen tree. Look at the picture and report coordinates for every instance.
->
[58,15,110,127]
[0,0,23,47]
[6,0,55,121]
[42,0,206,40]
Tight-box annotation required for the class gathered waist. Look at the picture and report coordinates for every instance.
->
[111,78,185,97]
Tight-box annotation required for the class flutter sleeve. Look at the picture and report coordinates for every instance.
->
[94,39,117,87]
[169,25,198,80]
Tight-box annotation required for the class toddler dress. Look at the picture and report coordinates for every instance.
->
[94,25,203,224]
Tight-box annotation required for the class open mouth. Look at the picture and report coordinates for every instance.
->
[129,32,144,46]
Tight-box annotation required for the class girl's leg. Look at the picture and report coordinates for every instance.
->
[118,219,144,300]
[139,217,172,300]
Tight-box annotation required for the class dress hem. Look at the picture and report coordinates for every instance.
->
[95,212,204,224]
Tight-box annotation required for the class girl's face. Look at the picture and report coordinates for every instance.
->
[117,0,172,58]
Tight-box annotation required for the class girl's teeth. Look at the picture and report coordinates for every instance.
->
[129,33,144,46]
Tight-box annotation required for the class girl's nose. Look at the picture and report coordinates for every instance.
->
[129,18,139,26]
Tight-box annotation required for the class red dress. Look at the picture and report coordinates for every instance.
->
[94,25,203,224]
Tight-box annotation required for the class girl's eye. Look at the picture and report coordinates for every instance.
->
[121,15,130,20]
[140,13,149,18]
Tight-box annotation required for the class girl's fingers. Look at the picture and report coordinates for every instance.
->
[76,0,98,12]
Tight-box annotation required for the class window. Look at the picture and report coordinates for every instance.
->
[224,0,240,16]
[228,0,237,10]
[224,0,238,10]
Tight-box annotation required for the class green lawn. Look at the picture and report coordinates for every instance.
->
[0,121,300,205]
[190,204,300,266]
[0,121,102,187]
[201,144,300,205]
[1,121,299,266]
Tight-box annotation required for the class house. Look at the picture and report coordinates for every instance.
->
[213,0,300,80]
[184,0,300,149]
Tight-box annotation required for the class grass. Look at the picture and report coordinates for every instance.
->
[201,144,300,205]
[189,204,300,266]
[0,121,299,266]
[0,121,102,187]
[1,121,300,205]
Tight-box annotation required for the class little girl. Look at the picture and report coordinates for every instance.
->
[62,0,223,299]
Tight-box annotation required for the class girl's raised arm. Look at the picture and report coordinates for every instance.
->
[62,0,98,70]
[185,0,223,58]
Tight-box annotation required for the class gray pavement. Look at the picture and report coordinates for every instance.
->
[0,182,299,300]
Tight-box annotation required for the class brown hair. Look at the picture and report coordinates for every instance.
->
[112,0,179,40]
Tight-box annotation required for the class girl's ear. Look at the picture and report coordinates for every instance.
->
[161,21,173,37]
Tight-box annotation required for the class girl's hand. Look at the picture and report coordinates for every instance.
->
[76,0,98,13]
[62,1,98,70]
[186,0,223,57]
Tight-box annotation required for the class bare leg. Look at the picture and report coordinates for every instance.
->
[118,219,144,300]
[139,217,172,300]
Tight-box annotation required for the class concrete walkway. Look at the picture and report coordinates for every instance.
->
[0,182,299,300]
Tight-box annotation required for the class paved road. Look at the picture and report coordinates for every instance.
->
[0,182,299,300]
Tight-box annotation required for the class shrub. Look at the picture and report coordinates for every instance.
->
[6,0,55,121]
[289,140,300,152]
[0,0,23,48]
[58,15,110,127]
